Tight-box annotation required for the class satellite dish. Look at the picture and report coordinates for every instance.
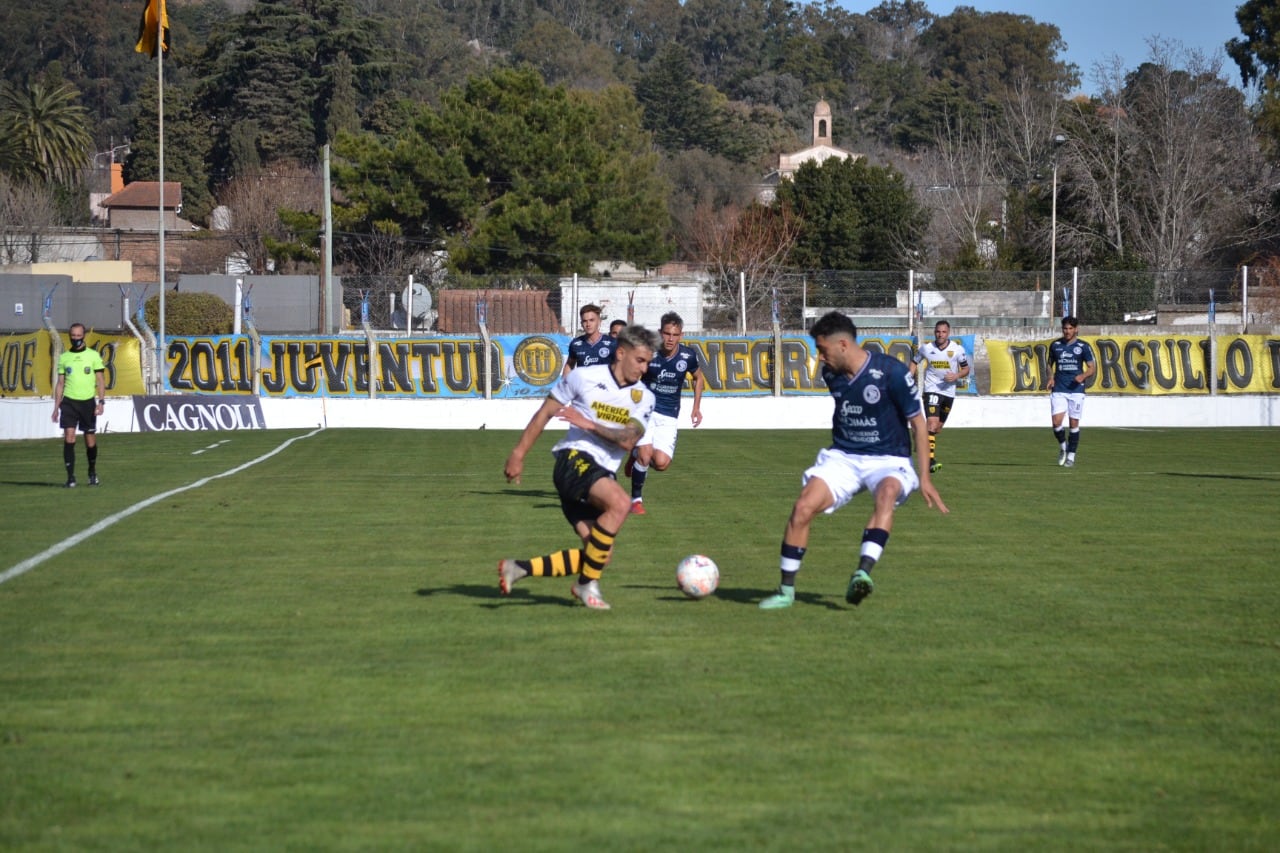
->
[401,281,433,329]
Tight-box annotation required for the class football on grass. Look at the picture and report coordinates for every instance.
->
[676,554,719,599]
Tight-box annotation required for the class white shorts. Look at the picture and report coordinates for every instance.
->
[1050,391,1085,420]
[803,447,918,515]
[636,412,678,458]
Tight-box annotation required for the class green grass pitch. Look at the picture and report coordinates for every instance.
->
[2,426,1278,850]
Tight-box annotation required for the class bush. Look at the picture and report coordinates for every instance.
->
[144,291,234,336]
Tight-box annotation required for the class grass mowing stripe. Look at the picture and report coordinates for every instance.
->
[0,428,323,586]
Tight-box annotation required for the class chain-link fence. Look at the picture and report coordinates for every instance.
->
[338,267,1249,336]
[340,273,563,332]
[705,268,1248,334]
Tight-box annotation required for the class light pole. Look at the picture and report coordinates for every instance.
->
[1049,133,1067,299]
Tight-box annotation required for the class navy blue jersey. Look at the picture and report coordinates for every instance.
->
[644,344,702,417]
[824,352,922,458]
[1049,337,1096,392]
[566,334,616,370]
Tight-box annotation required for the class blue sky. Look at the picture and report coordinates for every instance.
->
[859,2,1246,95]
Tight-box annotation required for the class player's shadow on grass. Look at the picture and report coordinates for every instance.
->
[417,582,845,610]
[622,582,847,610]
[470,488,560,499]
[0,480,79,488]
[415,584,576,608]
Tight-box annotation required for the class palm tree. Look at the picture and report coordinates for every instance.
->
[0,80,93,186]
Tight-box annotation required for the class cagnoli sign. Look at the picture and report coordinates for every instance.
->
[132,394,265,431]
[988,335,1280,394]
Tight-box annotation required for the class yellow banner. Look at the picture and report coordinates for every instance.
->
[0,330,144,397]
[988,334,1280,394]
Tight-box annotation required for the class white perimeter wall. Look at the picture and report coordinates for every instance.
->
[4,395,1279,441]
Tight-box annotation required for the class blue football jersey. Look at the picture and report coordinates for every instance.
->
[823,352,922,458]
[644,344,702,417]
[1049,337,1096,392]
[566,334,616,370]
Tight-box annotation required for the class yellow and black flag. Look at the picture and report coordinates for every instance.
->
[134,0,169,58]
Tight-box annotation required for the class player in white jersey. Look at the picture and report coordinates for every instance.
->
[499,325,659,610]
[911,320,970,473]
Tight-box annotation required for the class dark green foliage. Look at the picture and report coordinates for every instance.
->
[124,78,215,226]
[193,0,391,181]
[0,79,93,186]
[1228,0,1280,159]
[777,156,929,270]
[144,291,234,335]
[921,6,1078,101]
[1227,0,1280,88]
[0,0,1266,273]
[333,68,670,274]
[635,44,731,156]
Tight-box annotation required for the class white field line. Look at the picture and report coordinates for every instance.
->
[1,428,323,586]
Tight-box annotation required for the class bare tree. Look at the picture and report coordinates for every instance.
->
[1073,40,1277,273]
[0,175,60,265]
[1070,55,1131,261]
[917,105,1004,266]
[217,160,322,274]
[684,201,799,329]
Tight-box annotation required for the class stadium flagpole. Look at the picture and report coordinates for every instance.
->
[136,0,168,392]
[157,13,166,385]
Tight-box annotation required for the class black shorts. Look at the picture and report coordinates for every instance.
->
[923,392,955,424]
[59,398,98,433]
[552,448,614,528]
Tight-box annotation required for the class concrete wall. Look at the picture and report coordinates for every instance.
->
[0,275,132,333]
[0,273,340,335]
[179,274,338,333]
[5,394,1277,441]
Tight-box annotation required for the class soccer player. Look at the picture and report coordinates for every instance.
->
[1047,315,1097,467]
[562,304,616,377]
[609,319,626,338]
[759,312,948,610]
[625,311,704,515]
[912,320,971,473]
[51,322,106,488]
[500,325,659,610]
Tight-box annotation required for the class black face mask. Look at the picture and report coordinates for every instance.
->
[70,337,86,351]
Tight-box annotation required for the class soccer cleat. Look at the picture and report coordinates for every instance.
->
[929,461,942,474]
[570,579,611,610]
[758,585,796,610]
[64,477,77,489]
[630,499,646,516]
[846,570,874,605]
[1064,456,1075,468]
[1058,448,1068,466]
[498,559,526,595]
[88,473,100,486]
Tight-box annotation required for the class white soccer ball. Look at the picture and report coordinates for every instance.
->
[676,554,719,599]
